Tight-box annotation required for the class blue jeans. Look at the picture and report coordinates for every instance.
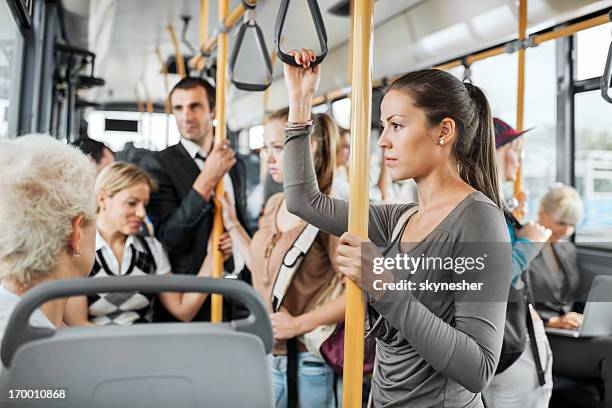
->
[269,352,336,408]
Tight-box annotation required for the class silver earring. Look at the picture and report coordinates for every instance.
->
[439,138,445,146]
[73,251,81,258]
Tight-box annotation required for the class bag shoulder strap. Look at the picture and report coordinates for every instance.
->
[270,223,320,312]
[522,265,547,386]
[391,205,419,242]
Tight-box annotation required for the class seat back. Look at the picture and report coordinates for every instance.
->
[0,276,274,408]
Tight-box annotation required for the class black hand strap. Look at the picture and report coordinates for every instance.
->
[241,0,256,9]
[274,0,328,67]
[601,12,612,103]
[229,7,273,92]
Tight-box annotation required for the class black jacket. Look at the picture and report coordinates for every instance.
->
[141,142,250,321]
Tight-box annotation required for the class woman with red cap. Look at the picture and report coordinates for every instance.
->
[483,118,553,408]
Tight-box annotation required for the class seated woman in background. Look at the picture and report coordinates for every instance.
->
[0,135,97,344]
[528,184,612,408]
[64,161,232,326]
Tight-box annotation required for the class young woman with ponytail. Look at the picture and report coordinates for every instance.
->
[218,107,345,408]
[281,49,512,407]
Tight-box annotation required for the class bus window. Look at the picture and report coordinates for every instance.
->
[576,22,612,81]
[469,41,557,220]
[522,41,557,221]
[312,103,329,114]
[574,90,612,244]
[86,110,180,152]
[332,97,351,129]
[469,52,517,121]
[0,1,24,139]
[249,125,264,150]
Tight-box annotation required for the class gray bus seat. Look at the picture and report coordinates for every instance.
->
[0,276,274,408]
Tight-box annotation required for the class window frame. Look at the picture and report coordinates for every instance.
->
[563,28,612,249]
[2,0,28,138]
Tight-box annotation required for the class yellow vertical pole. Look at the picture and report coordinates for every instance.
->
[513,0,527,220]
[211,0,230,323]
[197,0,209,71]
[348,0,354,86]
[155,47,171,147]
[155,47,171,114]
[343,0,373,407]
[263,48,277,124]
[135,90,144,113]
[144,83,154,145]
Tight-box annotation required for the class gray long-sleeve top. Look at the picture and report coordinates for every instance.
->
[283,127,512,408]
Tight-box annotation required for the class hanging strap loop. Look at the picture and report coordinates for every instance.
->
[601,11,612,104]
[228,7,273,92]
[274,0,328,67]
[242,0,256,9]
[461,58,472,84]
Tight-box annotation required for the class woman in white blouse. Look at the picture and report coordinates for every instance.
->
[65,161,232,326]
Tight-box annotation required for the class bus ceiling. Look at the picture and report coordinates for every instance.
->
[56,0,612,127]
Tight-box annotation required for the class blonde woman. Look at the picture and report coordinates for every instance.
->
[0,135,97,344]
[64,161,232,326]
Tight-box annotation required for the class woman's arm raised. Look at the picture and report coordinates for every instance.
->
[282,50,410,247]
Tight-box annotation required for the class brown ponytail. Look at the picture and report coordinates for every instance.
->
[387,69,502,208]
[460,82,501,208]
[311,113,337,195]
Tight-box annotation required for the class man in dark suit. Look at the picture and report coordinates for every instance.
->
[141,77,250,322]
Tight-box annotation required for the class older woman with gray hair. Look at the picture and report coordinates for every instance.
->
[0,135,97,346]
[528,184,612,408]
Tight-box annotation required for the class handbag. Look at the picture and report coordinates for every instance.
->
[319,322,376,375]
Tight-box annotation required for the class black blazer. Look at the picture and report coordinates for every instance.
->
[527,242,582,323]
[141,142,250,321]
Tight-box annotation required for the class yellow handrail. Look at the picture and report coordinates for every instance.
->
[155,47,171,114]
[263,47,277,124]
[534,13,610,45]
[343,0,373,407]
[196,0,209,72]
[167,24,186,78]
[211,0,230,323]
[155,47,171,147]
[513,0,528,220]
[312,11,609,108]
[189,0,257,70]
[134,85,144,113]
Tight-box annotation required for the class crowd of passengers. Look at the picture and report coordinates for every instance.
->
[0,48,611,408]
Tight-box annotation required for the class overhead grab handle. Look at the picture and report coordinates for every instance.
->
[601,12,612,104]
[275,0,328,67]
[229,1,273,91]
